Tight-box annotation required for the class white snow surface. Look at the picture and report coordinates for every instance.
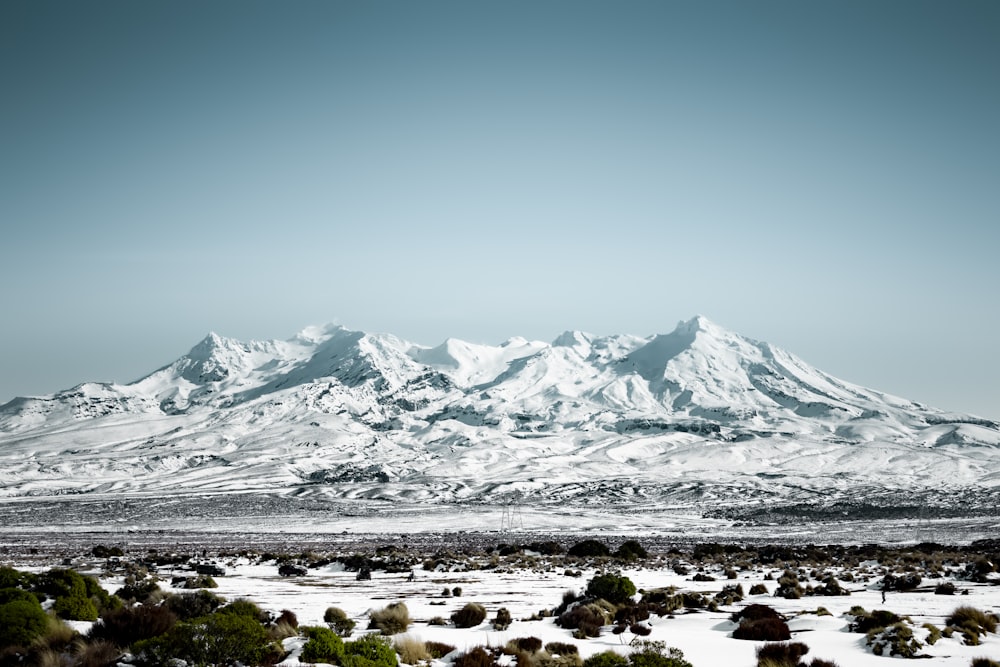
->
[1,316,997,506]
[26,551,1000,667]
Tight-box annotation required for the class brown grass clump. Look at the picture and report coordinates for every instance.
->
[369,601,411,635]
[946,606,998,645]
[424,641,456,659]
[451,603,487,629]
[454,646,497,667]
[395,636,433,664]
[73,639,122,667]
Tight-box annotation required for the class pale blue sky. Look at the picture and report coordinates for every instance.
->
[2,1,998,418]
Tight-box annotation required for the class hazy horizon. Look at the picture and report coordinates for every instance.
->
[2,1,998,419]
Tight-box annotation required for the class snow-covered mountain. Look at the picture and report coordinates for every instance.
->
[2,316,998,516]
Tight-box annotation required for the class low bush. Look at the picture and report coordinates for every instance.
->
[923,623,942,645]
[493,607,512,630]
[616,541,648,560]
[733,617,791,641]
[731,604,782,623]
[395,636,432,665]
[557,601,615,638]
[749,584,768,595]
[134,611,279,667]
[164,589,224,620]
[866,622,922,658]
[301,626,345,664]
[453,646,496,667]
[511,637,543,653]
[424,641,456,659]
[115,578,161,605]
[627,640,693,667]
[882,573,921,591]
[325,606,357,636]
[369,601,411,635]
[714,584,744,606]
[774,571,804,599]
[807,576,848,597]
[0,597,49,648]
[545,643,579,657]
[75,638,122,667]
[568,540,611,558]
[847,606,904,634]
[582,651,628,667]
[89,604,178,647]
[53,593,99,621]
[946,606,998,645]
[970,659,1000,667]
[452,602,487,628]
[935,582,957,595]
[586,574,637,604]
[755,641,809,667]
[344,633,398,667]
[218,598,267,623]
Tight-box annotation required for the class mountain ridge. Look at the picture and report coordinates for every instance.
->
[1,317,997,515]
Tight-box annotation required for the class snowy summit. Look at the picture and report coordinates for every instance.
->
[0,316,997,515]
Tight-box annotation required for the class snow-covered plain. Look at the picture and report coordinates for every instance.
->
[7,541,1000,667]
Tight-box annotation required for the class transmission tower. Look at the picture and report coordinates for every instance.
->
[499,496,524,534]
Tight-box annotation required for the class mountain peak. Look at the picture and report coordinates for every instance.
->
[674,315,720,336]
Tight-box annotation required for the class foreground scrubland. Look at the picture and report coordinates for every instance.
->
[2,538,1000,667]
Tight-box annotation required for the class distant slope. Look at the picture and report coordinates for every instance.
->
[1,316,998,515]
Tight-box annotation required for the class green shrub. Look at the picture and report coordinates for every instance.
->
[135,611,278,667]
[568,540,611,558]
[0,598,49,648]
[0,566,29,589]
[369,601,411,635]
[0,587,39,605]
[35,568,87,599]
[587,574,637,604]
[218,598,266,622]
[616,541,648,560]
[54,594,98,621]
[88,604,178,647]
[866,622,921,658]
[164,589,224,620]
[115,579,161,604]
[627,640,693,667]
[848,606,904,633]
[344,633,398,667]
[325,606,356,636]
[583,651,628,667]
[452,602,487,628]
[301,626,345,664]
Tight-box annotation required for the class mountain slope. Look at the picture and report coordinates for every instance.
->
[1,316,997,514]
